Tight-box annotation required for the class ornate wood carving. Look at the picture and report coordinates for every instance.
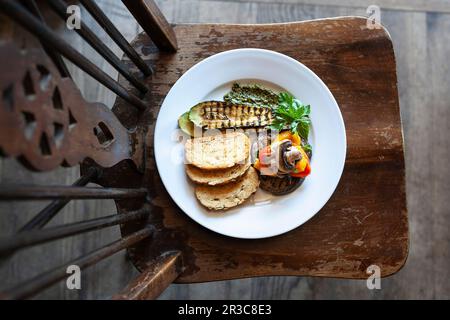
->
[0,43,143,171]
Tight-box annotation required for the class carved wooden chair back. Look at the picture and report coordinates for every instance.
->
[0,0,176,299]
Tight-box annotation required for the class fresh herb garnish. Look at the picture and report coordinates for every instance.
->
[269,92,311,140]
[302,142,312,154]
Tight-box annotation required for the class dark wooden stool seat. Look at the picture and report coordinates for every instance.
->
[113,17,408,290]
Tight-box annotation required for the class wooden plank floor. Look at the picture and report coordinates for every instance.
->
[0,0,449,299]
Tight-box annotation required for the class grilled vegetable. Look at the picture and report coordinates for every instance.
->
[189,101,273,129]
[259,175,304,195]
[275,131,301,146]
[278,140,302,173]
[253,131,311,192]
[291,162,311,178]
[178,111,195,136]
[258,145,272,167]
[224,83,279,108]
[291,145,311,178]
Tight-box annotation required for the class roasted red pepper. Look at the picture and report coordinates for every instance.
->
[290,145,311,178]
[258,145,272,167]
[291,162,311,178]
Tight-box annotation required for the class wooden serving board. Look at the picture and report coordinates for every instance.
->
[113,17,408,281]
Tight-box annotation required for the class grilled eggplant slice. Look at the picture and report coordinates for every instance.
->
[260,175,304,195]
[189,101,273,129]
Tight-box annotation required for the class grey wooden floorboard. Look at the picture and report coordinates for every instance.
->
[424,12,450,298]
[206,0,450,14]
[0,0,449,299]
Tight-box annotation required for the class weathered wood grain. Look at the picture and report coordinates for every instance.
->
[207,0,450,14]
[113,251,183,300]
[158,0,450,300]
[113,17,407,285]
[122,0,178,52]
[424,12,450,299]
[1,0,449,300]
[99,0,449,300]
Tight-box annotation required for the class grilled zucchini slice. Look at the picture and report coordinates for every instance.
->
[188,101,273,129]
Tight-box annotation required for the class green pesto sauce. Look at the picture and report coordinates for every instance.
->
[223,83,279,109]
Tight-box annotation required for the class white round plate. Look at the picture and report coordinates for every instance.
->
[154,48,346,239]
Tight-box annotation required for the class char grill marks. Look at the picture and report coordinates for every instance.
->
[196,101,273,129]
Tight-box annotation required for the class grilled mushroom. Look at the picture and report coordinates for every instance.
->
[276,139,302,174]
[258,138,312,195]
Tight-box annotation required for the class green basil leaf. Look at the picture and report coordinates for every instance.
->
[271,92,312,142]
